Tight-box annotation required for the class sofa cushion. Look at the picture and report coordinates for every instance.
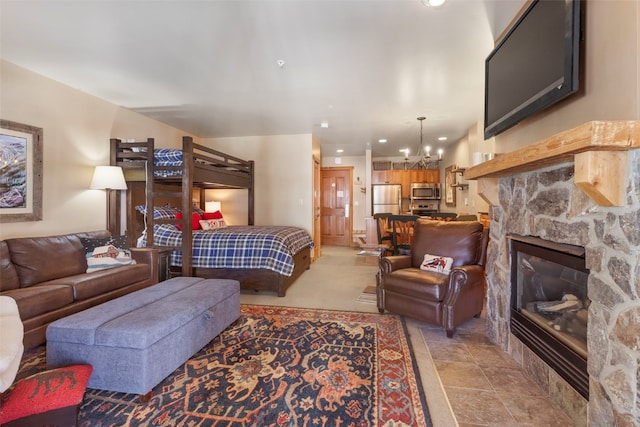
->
[6,235,87,288]
[0,241,20,292]
[43,264,151,301]
[383,268,449,302]
[2,285,75,320]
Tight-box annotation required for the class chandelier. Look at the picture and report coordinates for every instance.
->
[404,117,442,170]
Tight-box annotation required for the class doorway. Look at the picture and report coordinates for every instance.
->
[320,167,353,247]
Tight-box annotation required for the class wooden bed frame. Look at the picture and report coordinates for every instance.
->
[111,137,310,296]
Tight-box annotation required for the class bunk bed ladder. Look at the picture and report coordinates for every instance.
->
[146,138,193,278]
[180,137,195,277]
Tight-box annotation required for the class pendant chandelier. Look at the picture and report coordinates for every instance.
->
[409,117,442,170]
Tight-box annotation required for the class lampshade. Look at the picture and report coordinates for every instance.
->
[90,166,127,190]
[205,201,221,212]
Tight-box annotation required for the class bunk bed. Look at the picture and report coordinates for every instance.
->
[112,137,312,297]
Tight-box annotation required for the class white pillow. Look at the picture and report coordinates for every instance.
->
[199,219,227,230]
[420,254,453,274]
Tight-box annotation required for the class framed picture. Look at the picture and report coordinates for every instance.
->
[445,164,456,207]
[0,120,43,222]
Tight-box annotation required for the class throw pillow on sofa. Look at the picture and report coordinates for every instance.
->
[80,236,135,273]
[80,235,128,254]
[85,245,136,273]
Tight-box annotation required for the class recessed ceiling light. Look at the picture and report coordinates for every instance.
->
[321,121,329,128]
[336,149,344,153]
[438,136,447,141]
[378,139,387,143]
[422,0,446,7]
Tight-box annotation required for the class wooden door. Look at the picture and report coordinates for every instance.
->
[321,167,352,246]
[313,156,322,260]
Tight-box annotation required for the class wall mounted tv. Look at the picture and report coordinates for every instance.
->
[484,0,582,140]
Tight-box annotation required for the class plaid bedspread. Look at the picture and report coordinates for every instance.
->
[153,149,182,177]
[142,224,314,276]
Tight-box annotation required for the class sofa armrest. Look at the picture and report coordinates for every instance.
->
[130,248,159,283]
[379,255,412,274]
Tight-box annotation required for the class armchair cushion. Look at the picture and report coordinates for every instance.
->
[382,268,449,301]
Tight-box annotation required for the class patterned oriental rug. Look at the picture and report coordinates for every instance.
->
[16,305,432,427]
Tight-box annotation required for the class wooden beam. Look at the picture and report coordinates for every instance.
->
[574,151,627,206]
[464,121,640,180]
[477,178,500,207]
[462,121,639,207]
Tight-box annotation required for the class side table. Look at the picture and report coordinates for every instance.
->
[156,248,172,282]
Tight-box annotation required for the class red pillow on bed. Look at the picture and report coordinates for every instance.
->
[203,211,224,220]
[175,212,202,230]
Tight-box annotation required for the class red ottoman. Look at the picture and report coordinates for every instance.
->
[0,364,92,427]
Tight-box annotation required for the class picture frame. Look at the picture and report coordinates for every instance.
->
[445,164,456,207]
[0,120,43,222]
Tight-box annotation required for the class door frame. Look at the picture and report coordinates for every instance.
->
[312,156,322,260]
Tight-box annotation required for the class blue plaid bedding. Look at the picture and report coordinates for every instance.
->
[153,149,183,178]
[141,224,314,276]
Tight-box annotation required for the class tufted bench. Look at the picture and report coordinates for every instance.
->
[45,277,240,396]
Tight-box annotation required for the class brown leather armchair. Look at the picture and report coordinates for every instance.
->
[377,219,489,337]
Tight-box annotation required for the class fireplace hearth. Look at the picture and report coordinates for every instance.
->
[509,235,589,399]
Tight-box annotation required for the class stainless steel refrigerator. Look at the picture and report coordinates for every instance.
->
[372,184,402,215]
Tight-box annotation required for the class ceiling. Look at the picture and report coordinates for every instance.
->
[0,0,524,157]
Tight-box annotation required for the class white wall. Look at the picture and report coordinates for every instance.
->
[0,60,195,240]
[201,135,314,233]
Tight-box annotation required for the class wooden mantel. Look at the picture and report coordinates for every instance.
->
[464,121,640,207]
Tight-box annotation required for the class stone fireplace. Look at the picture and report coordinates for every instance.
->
[465,121,640,426]
[509,235,589,400]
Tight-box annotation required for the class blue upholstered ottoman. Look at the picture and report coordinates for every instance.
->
[45,277,240,396]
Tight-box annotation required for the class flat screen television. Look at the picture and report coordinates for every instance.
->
[484,0,582,140]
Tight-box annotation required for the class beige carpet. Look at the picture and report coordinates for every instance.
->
[239,245,457,427]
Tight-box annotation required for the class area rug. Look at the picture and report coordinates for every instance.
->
[15,305,432,427]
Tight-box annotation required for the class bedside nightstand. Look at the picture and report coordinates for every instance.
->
[156,249,172,282]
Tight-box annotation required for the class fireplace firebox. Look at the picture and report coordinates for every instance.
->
[509,235,589,399]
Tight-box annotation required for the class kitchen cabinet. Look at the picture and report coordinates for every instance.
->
[371,169,440,190]
[401,172,412,198]
[410,169,440,183]
[372,170,391,184]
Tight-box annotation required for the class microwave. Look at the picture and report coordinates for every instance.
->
[411,183,440,200]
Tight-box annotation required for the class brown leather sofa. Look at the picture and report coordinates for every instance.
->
[377,219,489,337]
[0,230,158,349]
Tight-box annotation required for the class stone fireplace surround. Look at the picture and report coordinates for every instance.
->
[465,122,640,426]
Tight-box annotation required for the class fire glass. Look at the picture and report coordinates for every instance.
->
[512,236,589,358]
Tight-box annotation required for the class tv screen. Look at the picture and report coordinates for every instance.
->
[484,0,581,140]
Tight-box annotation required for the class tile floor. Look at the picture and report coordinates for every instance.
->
[418,315,576,426]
